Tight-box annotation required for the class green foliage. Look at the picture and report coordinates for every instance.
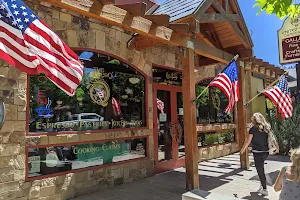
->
[267,104,300,155]
[201,130,235,146]
[205,134,219,146]
[195,85,209,107]
[254,0,300,19]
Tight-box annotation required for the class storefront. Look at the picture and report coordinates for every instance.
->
[0,0,287,199]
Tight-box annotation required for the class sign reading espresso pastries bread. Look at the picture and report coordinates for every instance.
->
[278,15,300,64]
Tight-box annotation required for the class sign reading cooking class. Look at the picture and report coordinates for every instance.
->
[278,15,300,64]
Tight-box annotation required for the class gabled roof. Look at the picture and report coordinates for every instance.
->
[153,0,205,22]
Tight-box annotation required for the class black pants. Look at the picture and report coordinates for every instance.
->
[253,152,269,189]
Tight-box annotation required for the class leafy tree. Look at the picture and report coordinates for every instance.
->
[267,103,300,154]
[254,0,300,19]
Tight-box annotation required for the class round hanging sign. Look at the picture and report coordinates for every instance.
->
[0,101,5,129]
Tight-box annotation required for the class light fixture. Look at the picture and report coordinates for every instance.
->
[129,77,140,84]
[125,88,133,94]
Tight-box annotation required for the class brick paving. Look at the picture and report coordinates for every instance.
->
[73,153,290,200]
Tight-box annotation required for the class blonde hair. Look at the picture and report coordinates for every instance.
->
[251,112,271,134]
[290,148,300,182]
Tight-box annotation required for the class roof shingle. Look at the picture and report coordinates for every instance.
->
[153,0,205,22]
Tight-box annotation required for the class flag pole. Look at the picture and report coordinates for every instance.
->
[193,54,239,102]
[244,71,289,107]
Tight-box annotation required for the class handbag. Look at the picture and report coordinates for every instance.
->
[268,131,278,155]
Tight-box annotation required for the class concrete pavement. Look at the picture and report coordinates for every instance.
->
[73,153,290,200]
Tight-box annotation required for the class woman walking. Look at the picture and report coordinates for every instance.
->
[274,148,300,200]
[240,113,276,196]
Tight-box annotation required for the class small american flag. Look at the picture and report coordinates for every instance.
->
[157,98,164,113]
[0,0,83,96]
[209,61,239,113]
[96,89,105,99]
[112,97,122,117]
[264,75,293,119]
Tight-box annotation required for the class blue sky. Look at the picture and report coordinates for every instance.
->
[156,0,287,67]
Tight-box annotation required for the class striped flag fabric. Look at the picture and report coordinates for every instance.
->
[96,88,105,99]
[209,61,239,113]
[112,97,122,117]
[0,0,84,96]
[264,75,293,119]
[157,98,164,113]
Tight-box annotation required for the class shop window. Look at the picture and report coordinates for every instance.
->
[197,130,235,147]
[28,51,146,133]
[27,137,147,178]
[195,78,234,124]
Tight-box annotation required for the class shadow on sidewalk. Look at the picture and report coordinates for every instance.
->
[242,192,271,200]
[250,170,280,186]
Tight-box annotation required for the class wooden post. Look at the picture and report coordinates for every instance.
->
[182,42,199,190]
[237,61,250,169]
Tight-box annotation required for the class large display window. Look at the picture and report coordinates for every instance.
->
[27,137,147,179]
[195,78,234,124]
[28,50,146,134]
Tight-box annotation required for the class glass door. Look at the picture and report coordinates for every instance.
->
[156,90,173,162]
[153,84,184,173]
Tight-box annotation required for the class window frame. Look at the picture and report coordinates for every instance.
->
[25,135,149,181]
[26,49,149,136]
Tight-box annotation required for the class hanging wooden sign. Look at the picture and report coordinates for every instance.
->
[278,15,300,64]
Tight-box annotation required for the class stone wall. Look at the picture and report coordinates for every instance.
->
[0,1,181,200]
[198,143,240,161]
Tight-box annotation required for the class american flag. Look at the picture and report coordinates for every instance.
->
[209,61,239,113]
[112,97,122,117]
[157,98,164,113]
[0,0,84,96]
[96,88,105,99]
[264,75,293,119]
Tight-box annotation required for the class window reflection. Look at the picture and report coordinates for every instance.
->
[195,79,233,124]
[27,138,146,178]
[29,51,146,133]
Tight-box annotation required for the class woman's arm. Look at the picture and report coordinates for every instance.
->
[274,168,284,192]
[240,134,253,154]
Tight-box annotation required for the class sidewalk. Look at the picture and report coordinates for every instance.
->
[73,153,290,200]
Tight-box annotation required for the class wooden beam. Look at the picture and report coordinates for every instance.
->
[200,13,240,23]
[237,62,250,170]
[229,0,238,14]
[169,23,190,35]
[190,19,200,34]
[212,1,249,48]
[134,35,163,50]
[115,3,146,16]
[192,38,232,63]
[97,0,115,4]
[89,0,104,15]
[44,1,184,46]
[182,43,199,190]
[200,23,222,48]
[194,0,216,19]
[144,15,170,27]
[223,0,229,12]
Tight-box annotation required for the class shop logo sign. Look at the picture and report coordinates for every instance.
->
[87,68,111,107]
